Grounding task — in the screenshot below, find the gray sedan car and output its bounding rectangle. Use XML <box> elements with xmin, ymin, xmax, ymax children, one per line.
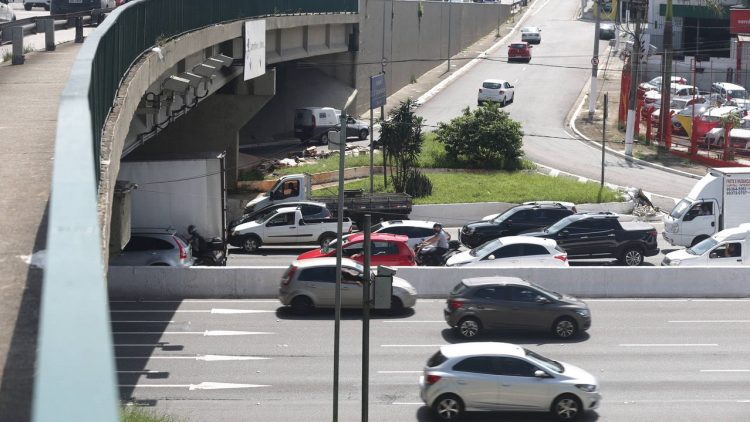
<box><xmin>444</xmin><ymin>277</ymin><xmax>591</xmax><ymax>339</ymax></box>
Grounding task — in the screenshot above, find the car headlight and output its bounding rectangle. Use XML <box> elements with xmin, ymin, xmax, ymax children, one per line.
<box><xmin>463</xmin><ymin>227</ymin><xmax>475</xmax><ymax>235</ymax></box>
<box><xmin>669</xmin><ymin>259</ymin><xmax>681</xmax><ymax>266</ymax></box>
<box><xmin>670</xmin><ymin>223</ymin><xmax>679</xmax><ymax>233</ymax></box>
<box><xmin>576</xmin><ymin>384</ymin><xmax>597</xmax><ymax>392</ymax></box>
<box><xmin>574</xmin><ymin>309</ymin><xmax>590</xmax><ymax>317</ymax></box>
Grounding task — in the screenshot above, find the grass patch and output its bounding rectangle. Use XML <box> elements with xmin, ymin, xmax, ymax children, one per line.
<box><xmin>122</xmin><ymin>406</ymin><xmax>180</xmax><ymax>422</ymax></box>
<box><xmin>314</xmin><ymin>171</ymin><xmax>622</xmax><ymax>205</ymax></box>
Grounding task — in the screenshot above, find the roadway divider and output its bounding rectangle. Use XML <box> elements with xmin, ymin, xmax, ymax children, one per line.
<box><xmin>108</xmin><ymin>266</ymin><xmax>750</xmax><ymax>299</ymax></box>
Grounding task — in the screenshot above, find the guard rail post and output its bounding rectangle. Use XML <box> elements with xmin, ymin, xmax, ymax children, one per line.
<box><xmin>11</xmin><ymin>26</ymin><xmax>23</xmax><ymax>65</ymax></box>
<box><xmin>42</xmin><ymin>18</ymin><xmax>55</xmax><ymax>51</ymax></box>
<box><xmin>74</xmin><ymin>16</ymin><xmax>83</xmax><ymax>43</ymax></box>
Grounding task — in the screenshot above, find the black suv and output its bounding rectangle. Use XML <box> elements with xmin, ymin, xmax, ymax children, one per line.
<box><xmin>460</xmin><ymin>202</ymin><xmax>576</xmax><ymax>248</ymax></box>
<box><xmin>521</xmin><ymin>212</ymin><xmax>659</xmax><ymax>266</ymax></box>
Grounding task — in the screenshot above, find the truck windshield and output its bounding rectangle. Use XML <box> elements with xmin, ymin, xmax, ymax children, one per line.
<box><xmin>686</xmin><ymin>237</ymin><xmax>718</xmax><ymax>255</ymax></box>
<box><xmin>670</xmin><ymin>199</ymin><xmax>692</xmax><ymax>219</ymax></box>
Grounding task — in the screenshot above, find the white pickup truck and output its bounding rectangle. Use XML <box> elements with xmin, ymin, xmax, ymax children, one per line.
<box><xmin>228</xmin><ymin>206</ymin><xmax>352</xmax><ymax>252</ymax></box>
<box><xmin>662</xmin><ymin>223</ymin><xmax>750</xmax><ymax>266</ymax></box>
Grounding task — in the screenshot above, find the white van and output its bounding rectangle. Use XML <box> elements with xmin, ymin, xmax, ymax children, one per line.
<box><xmin>0</xmin><ymin>0</ymin><xmax>16</xmax><ymax>23</ymax></box>
<box><xmin>294</xmin><ymin>107</ymin><xmax>340</xmax><ymax>145</ymax></box>
<box><xmin>712</xmin><ymin>82</ymin><xmax>748</xmax><ymax>101</ymax></box>
<box><xmin>662</xmin><ymin>223</ymin><xmax>750</xmax><ymax>266</ymax></box>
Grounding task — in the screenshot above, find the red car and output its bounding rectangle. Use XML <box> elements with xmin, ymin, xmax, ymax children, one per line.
<box><xmin>296</xmin><ymin>233</ymin><xmax>416</xmax><ymax>266</ymax></box>
<box><xmin>508</xmin><ymin>42</ymin><xmax>532</xmax><ymax>63</ymax></box>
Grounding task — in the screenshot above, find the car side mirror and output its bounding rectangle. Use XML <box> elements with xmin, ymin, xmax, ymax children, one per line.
<box><xmin>709</xmin><ymin>252</ymin><xmax>719</xmax><ymax>259</ymax></box>
<box><xmin>535</xmin><ymin>296</ymin><xmax>551</xmax><ymax>304</ymax></box>
<box><xmin>559</xmin><ymin>230</ymin><xmax>568</xmax><ymax>237</ymax></box>
<box><xmin>487</xmin><ymin>254</ymin><xmax>496</xmax><ymax>261</ymax></box>
<box><xmin>534</xmin><ymin>370</ymin><xmax>551</xmax><ymax>378</ymax></box>
<box><xmin>506</xmin><ymin>220</ymin><xmax>513</xmax><ymax>226</ymax></box>
<box><xmin>298</xmin><ymin>219</ymin><xmax>305</xmax><ymax>226</ymax></box>
<box><xmin>271</xmin><ymin>190</ymin><xmax>282</xmax><ymax>200</ymax></box>
<box><xmin>529</xmin><ymin>45</ymin><xmax>533</xmax><ymax>48</ymax></box>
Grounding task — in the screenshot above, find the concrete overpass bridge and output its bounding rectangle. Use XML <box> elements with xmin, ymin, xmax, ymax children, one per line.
<box><xmin>0</xmin><ymin>1</ymin><xmax>511</xmax><ymax>421</ymax></box>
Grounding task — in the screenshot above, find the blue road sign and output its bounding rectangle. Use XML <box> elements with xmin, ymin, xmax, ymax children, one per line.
<box><xmin>370</xmin><ymin>74</ymin><xmax>386</xmax><ymax>109</ymax></box>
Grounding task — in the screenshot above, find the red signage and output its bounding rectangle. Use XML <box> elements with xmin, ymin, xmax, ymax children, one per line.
<box><xmin>731</xmin><ymin>9</ymin><xmax>750</xmax><ymax>34</ymax></box>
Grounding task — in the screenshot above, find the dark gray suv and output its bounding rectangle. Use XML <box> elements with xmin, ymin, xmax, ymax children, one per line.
<box><xmin>444</xmin><ymin>277</ymin><xmax>591</xmax><ymax>340</ymax></box>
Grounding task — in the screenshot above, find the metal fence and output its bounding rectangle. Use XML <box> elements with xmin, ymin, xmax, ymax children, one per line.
<box><xmin>35</xmin><ymin>1</ymin><xmax>357</xmax><ymax>421</ymax></box>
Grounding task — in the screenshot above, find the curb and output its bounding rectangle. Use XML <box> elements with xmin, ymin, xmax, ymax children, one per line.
<box><xmin>567</xmin><ymin>49</ymin><xmax>702</xmax><ymax>181</ymax></box>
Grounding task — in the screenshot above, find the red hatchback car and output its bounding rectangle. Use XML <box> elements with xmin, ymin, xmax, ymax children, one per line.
<box><xmin>508</xmin><ymin>42</ymin><xmax>532</xmax><ymax>63</ymax></box>
<box><xmin>296</xmin><ymin>233</ymin><xmax>416</xmax><ymax>266</ymax></box>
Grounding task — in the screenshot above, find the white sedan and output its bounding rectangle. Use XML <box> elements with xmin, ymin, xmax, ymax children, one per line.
<box><xmin>520</xmin><ymin>26</ymin><xmax>541</xmax><ymax>44</ymax></box>
<box><xmin>446</xmin><ymin>236</ymin><xmax>568</xmax><ymax>267</ymax></box>
<box><xmin>477</xmin><ymin>79</ymin><xmax>515</xmax><ymax>107</ymax></box>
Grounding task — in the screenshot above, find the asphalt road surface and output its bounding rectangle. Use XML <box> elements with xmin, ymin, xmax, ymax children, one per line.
<box><xmin>112</xmin><ymin>298</ymin><xmax>750</xmax><ymax>422</ymax></box>
<box><xmin>226</xmin><ymin>222</ymin><xmax>677</xmax><ymax>267</ymax></box>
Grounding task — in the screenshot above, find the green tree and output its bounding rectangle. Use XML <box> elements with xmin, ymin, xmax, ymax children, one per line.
<box><xmin>379</xmin><ymin>99</ymin><xmax>431</xmax><ymax>196</ymax></box>
<box><xmin>434</xmin><ymin>104</ymin><xmax>524</xmax><ymax>168</ymax></box>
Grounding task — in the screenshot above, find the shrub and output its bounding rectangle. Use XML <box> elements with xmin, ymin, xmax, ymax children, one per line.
<box><xmin>404</xmin><ymin>169</ymin><xmax>432</xmax><ymax>198</ymax></box>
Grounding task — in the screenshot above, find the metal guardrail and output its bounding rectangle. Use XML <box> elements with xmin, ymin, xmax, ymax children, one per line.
<box><xmin>0</xmin><ymin>8</ymin><xmax>110</xmax><ymax>43</ymax></box>
<box><xmin>34</xmin><ymin>0</ymin><xmax>358</xmax><ymax>421</ymax></box>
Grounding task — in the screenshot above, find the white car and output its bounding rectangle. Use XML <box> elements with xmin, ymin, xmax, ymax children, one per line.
<box><xmin>662</xmin><ymin>223</ymin><xmax>749</xmax><ymax>266</ymax></box>
<box><xmin>639</xmin><ymin>76</ymin><xmax>687</xmax><ymax>92</ymax></box>
<box><xmin>0</xmin><ymin>0</ymin><xmax>16</xmax><ymax>23</ymax></box>
<box><xmin>520</xmin><ymin>26</ymin><xmax>541</xmax><ymax>44</ymax></box>
<box><xmin>477</xmin><ymin>79</ymin><xmax>515</xmax><ymax>107</ymax></box>
<box><xmin>419</xmin><ymin>342</ymin><xmax>600</xmax><ymax>421</ymax></box>
<box><xmin>367</xmin><ymin>220</ymin><xmax>440</xmax><ymax>249</ymax></box>
<box><xmin>446</xmin><ymin>236</ymin><xmax>568</xmax><ymax>267</ymax></box>
<box><xmin>704</xmin><ymin>115</ymin><xmax>750</xmax><ymax>150</ymax></box>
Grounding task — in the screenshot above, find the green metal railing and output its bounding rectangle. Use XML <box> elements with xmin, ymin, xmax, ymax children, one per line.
<box><xmin>35</xmin><ymin>1</ymin><xmax>357</xmax><ymax>421</ymax></box>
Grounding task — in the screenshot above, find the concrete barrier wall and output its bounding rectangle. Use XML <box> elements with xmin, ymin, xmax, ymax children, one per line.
<box><xmin>108</xmin><ymin>266</ymin><xmax>750</xmax><ymax>300</ymax></box>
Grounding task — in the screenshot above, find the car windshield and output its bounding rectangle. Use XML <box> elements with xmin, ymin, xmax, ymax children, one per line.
<box><xmin>686</xmin><ymin>237</ymin><xmax>718</xmax><ymax>255</ymax></box>
<box><xmin>492</xmin><ymin>209</ymin><xmax>514</xmax><ymax>224</ymax></box>
<box><xmin>524</xmin><ymin>348</ymin><xmax>564</xmax><ymax>373</ymax></box>
<box><xmin>370</xmin><ymin>223</ymin><xmax>383</xmax><ymax>233</ymax></box>
<box><xmin>451</xmin><ymin>282</ymin><xmax>469</xmax><ymax>295</ymax></box>
<box><xmin>521</xmin><ymin>27</ymin><xmax>536</xmax><ymax>32</ymax></box>
<box><xmin>547</xmin><ymin>216</ymin><xmax>577</xmax><ymax>233</ymax></box>
<box><xmin>470</xmin><ymin>239</ymin><xmax>503</xmax><ymax>257</ymax></box>
<box><xmin>669</xmin><ymin>199</ymin><xmax>692</xmax><ymax>219</ymax></box>
<box><xmin>741</xmin><ymin>119</ymin><xmax>750</xmax><ymax>129</ymax></box>
<box><xmin>729</xmin><ymin>89</ymin><xmax>748</xmax><ymax>99</ymax></box>
<box><xmin>530</xmin><ymin>282</ymin><xmax>562</xmax><ymax>300</ymax></box>
<box><xmin>482</xmin><ymin>82</ymin><xmax>502</xmax><ymax>89</ymax></box>
<box><xmin>671</xmin><ymin>99</ymin><xmax>689</xmax><ymax>109</ymax></box>
<box><xmin>255</xmin><ymin>208</ymin><xmax>279</xmax><ymax>223</ymax></box>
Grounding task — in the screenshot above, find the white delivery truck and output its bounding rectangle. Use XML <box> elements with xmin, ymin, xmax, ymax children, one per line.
<box><xmin>663</xmin><ymin>167</ymin><xmax>750</xmax><ymax>247</ymax></box>
<box><xmin>662</xmin><ymin>223</ymin><xmax>750</xmax><ymax>266</ymax></box>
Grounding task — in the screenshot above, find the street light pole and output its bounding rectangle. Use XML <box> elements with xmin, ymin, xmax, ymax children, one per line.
<box><xmin>588</xmin><ymin>0</ymin><xmax>602</xmax><ymax>121</ymax></box>
<box><xmin>447</xmin><ymin>1</ymin><xmax>452</xmax><ymax>73</ymax></box>
<box><xmin>624</xmin><ymin>5</ymin><xmax>642</xmax><ymax>156</ymax></box>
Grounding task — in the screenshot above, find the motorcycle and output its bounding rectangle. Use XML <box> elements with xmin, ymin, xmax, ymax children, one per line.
<box><xmin>414</xmin><ymin>240</ymin><xmax>461</xmax><ymax>266</ymax></box>
<box><xmin>188</xmin><ymin>225</ymin><xmax>227</xmax><ymax>266</ymax></box>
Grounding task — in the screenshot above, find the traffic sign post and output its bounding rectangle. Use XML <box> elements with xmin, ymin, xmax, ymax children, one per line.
<box><xmin>369</xmin><ymin>74</ymin><xmax>386</xmax><ymax>193</ymax></box>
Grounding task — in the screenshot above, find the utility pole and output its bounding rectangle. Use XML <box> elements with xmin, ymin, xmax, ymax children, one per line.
<box><xmin>624</xmin><ymin>3</ymin><xmax>642</xmax><ymax>156</ymax></box>
<box><xmin>601</xmin><ymin>93</ymin><xmax>608</xmax><ymax>187</ymax></box>
<box><xmin>447</xmin><ymin>1</ymin><xmax>453</xmax><ymax>73</ymax></box>
<box><xmin>361</xmin><ymin>215</ymin><xmax>372</xmax><ymax>422</ymax></box>
<box><xmin>658</xmin><ymin>0</ymin><xmax>674</xmax><ymax>150</ymax></box>
<box><xmin>589</xmin><ymin>0</ymin><xmax>602</xmax><ymax>121</ymax></box>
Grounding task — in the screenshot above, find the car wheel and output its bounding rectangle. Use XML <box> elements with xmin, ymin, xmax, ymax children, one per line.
<box><xmin>318</xmin><ymin>232</ymin><xmax>336</xmax><ymax>248</ymax></box>
<box><xmin>690</xmin><ymin>235</ymin><xmax>709</xmax><ymax>247</ymax></box>
<box><xmin>552</xmin><ymin>317</ymin><xmax>578</xmax><ymax>339</ymax></box>
<box><xmin>25</xmin><ymin>3</ymin><xmax>33</xmax><ymax>10</ymax></box>
<box><xmin>241</xmin><ymin>235</ymin><xmax>261</xmax><ymax>253</ymax></box>
<box><xmin>433</xmin><ymin>394</ymin><xmax>464</xmax><ymax>420</ymax></box>
<box><xmin>320</xmin><ymin>132</ymin><xmax>329</xmax><ymax>145</ymax></box>
<box><xmin>290</xmin><ymin>296</ymin><xmax>314</xmax><ymax>315</ymax></box>
<box><xmin>358</xmin><ymin>129</ymin><xmax>369</xmax><ymax>140</ymax></box>
<box><xmin>619</xmin><ymin>246</ymin><xmax>644</xmax><ymax>266</ymax></box>
<box><xmin>387</xmin><ymin>296</ymin><xmax>404</xmax><ymax>315</ymax></box>
<box><xmin>456</xmin><ymin>317</ymin><xmax>481</xmax><ymax>339</ymax></box>
<box><xmin>551</xmin><ymin>394</ymin><xmax>582</xmax><ymax>421</ymax></box>
<box><xmin>501</xmin><ymin>98</ymin><xmax>506</xmax><ymax>107</ymax></box>
<box><xmin>510</xmin><ymin>93</ymin><xmax>514</xmax><ymax>103</ymax></box>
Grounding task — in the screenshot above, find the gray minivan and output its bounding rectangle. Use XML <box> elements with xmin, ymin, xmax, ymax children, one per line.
<box><xmin>294</xmin><ymin>107</ymin><xmax>340</xmax><ymax>144</ymax></box>
<box><xmin>444</xmin><ymin>277</ymin><xmax>591</xmax><ymax>339</ymax></box>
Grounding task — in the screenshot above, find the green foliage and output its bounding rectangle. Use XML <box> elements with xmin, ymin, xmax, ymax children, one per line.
<box><xmin>418</xmin><ymin>1</ymin><xmax>424</xmax><ymax>19</ymax></box>
<box><xmin>122</xmin><ymin>406</ymin><xmax>179</xmax><ymax>422</ymax></box>
<box><xmin>403</xmin><ymin>169</ymin><xmax>432</xmax><ymax>198</ymax></box>
<box><xmin>379</xmin><ymin>98</ymin><xmax>425</xmax><ymax>193</ymax></box>
<box><xmin>435</xmin><ymin>104</ymin><xmax>524</xmax><ymax>168</ymax></box>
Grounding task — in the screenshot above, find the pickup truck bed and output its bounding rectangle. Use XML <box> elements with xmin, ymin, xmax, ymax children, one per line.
<box><xmin>316</xmin><ymin>190</ymin><xmax>412</xmax><ymax>226</ymax></box>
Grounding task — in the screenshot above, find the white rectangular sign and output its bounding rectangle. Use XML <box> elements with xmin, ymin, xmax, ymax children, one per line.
<box><xmin>244</xmin><ymin>20</ymin><xmax>266</xmax><ymax>81</ymax></box>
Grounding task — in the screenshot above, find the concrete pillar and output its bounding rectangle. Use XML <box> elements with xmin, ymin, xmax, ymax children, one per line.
<box><xmin>11</xmin><ymin>26</ymin><xmax>24</xmax><ymax>65</ymax></box>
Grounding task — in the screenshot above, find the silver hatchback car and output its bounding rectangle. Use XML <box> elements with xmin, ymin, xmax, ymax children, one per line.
<box><xmin>278</xmin><ymin>258</ymin><xmax>417</xmax><ymax>314</ymax></box>
<box><xmin>109</xmin><ymin>229</ymin><xmax>193</xmax><ymax>267</ymax></box>
<box><xmin>419</xmin><ymin>342</ymin><xmax>600</xmax><ymax>421</ymax></box>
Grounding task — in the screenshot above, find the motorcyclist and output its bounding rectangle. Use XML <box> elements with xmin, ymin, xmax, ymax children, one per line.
<box><xmin>187</xmin><ymin>225</ymin><xmax>208</xmax><ymax>255</ymax></box>
<box><xmin>419</xmin><ymin>223</ymin><xmax>451</xmax><ymax>265</ymax></box>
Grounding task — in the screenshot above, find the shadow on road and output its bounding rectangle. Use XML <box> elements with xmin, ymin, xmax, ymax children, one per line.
<box><xmin>439</xmin><ymin>329</ymin><xmax>591</xmax><ymax>346</ymax></box>
<box><xmin>275</xmin><ymin>306</ymin><xmax>415</xmax><ymax>320</ymax></box>
<box><xmin>414</xmin><ymin>405</ymin><xmax>600</xmax><ymax>421</ymax></box>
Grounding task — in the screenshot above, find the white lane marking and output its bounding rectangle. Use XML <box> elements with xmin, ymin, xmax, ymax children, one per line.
<box><xmin>111</xmin><ymin>309</ymin><xmax>274</xmax><ymax>314</ymax></box>
<box><xmin>587</xmin><ymin>299</ymin><xmax>750</xmax><ymax>302</ymax></box>
<box><xmin>113</xmin><ymin>331</ymin><xmax>274</xmax><ymax>336</ymax></box>
<box><xmin>619</xmin><ymin>344</ymin><xmax>718</xmax><ymax>347</ymax></box>
<box><xmin>532</xmin><ymin>0</ymin><xmax>551</xmax><ymax>16</ymax></box>
<box><xmin>115</xmin><ymin>344</ymin><xmax>173</xmax><ymax>347</ymax></box>
<box><xmin>112</xmin><ymin>320</ymin><xmax>176</xmax><ymax>323</ymax></box>
<box><xmin>118</xmin><ymin>370</ymin><xmax>168</xmax><ymax>374</ymax></box>
<box><xmin>377</xmin><ymin>371</ymin><xmax>423</xmax><ymax>374</ymax></box>
<box><xmin>670</xmin><ymin>320</ymin><xmax>750</xmax><ymax>323</ymax></box>
<box><xmin>382</xmin><ymin>320</ymin><xmax>444</xmax><ymax>323</ymax></box>
<box><xmin>700</xmin><ymin>370</ymin><xmax>750</xmax><ymax>373</ymax></box>
<box><xmin>116</xmin><ymin>355</ymin><xmax>270</xmax><ymax>361</ymax></box>
<box><xmin>119</xmin><ymin>382</ymin><xmax>270</xmax><ymax>391</ymax></box>
<box><xmin>381</xmin><ymin>344</ymin><xmax>445</xmax><ymax>348</ymax></box>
